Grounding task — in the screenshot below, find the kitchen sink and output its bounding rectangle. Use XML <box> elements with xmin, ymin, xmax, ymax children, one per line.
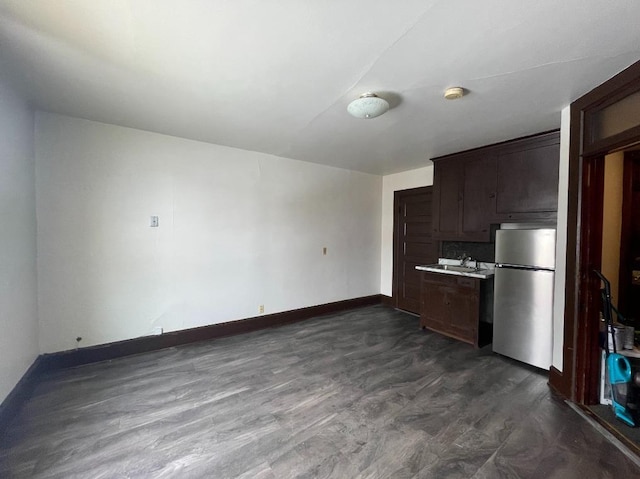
<box><xmin>425</xmin><ymin>264</ymin><xmax>478</xmax><ymax>273</ymax></box>
<box><xmin>416</xmin><ymin>261</ymin><xmax>495</xmax><ymax>279</ymax></box>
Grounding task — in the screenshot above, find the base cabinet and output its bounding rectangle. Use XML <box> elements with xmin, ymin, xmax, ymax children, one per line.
<box><xmin>420</xmin><ymin>272</ymin><xmax>493</xmax><ymax>347</ymax></box>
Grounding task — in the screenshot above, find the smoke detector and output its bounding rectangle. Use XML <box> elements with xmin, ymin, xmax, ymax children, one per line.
<box><xmin>444</xmin><ymin>87</ymin><xmax>465</xmax><ymax>100</ymax></box>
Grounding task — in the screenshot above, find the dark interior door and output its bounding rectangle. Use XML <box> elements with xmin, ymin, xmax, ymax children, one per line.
<box><xmin>618</xmin><ymin>150</ymin><xmax>640</xmax><ymax>319</ymax></box>
<box><xmin>393</xmin><ymin>187</ymin><xmax>438</xmax><ymax>314</ymax></box>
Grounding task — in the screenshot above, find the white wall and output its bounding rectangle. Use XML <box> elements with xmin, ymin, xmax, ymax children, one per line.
<box><xmin>36</xmin><ymin>113</ymin><xmax>382</xmax><ymax>353</ymax></box>
<box><xmin>379</xmin><ymin>165</ymin><xmax>434</xmax><ymax>296</ymax></box>
<box><xmin>552</xmin><ymin>106</ymin><xmax>571</xmax><ymax>371</ymax></box>
<box><xmin>0</xmin><ymin>79</ymin><xmax>38</xmax><ymax>403</ymax></box>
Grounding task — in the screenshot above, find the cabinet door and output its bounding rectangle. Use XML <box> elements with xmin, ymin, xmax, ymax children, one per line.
<box><xmin>432</xmin><ymin>160</ymin><xmax>463</xmax><ymax>239</ymax></box>
<box><xmin>461</xmin><ymin>155</ymin><xmax>496</xmax><ymax>241</ymax></box>
<box><xmin>421</xmin><ymin>273</ymin><xmax>453</xmax><ymax>330</ymax></box>
<box><xmin>421</xmin><ymin>281</ymin><xmax>453</xmax><ymax>333</ymax></box>
<box><xmin>448</xmin><ymin>278</ymin><xmax>480</xmax><ymax>343</ymax></box>
<box><xmin>420</xmin><ymin>273</ymin><xmax>480</xmax><ymax>346</ymax></box>
<box><xmin>496</xmin><ymin>142</ymin><xmax>560</xmax><ymax>218</ymax></box>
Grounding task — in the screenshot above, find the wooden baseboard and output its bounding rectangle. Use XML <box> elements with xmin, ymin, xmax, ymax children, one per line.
<box><xmin>35</xmin><ymin>294</ymin><xmax>382</xmax><ymax>372</ymax></box>
<box><xmin>380</xmin><ymin>295</ymin><xmax>394</xmax><ymax>307</ymax></box>
<box><xmin>0</xmin><ymin>357</ymin><xmax>43</xmax><ymax>436</ymax></box>
<box><xmin>0</xmin><ymin>294</ymin><xmax>383</xmax><ymax>433</ymax></box>
<box><xmin>549</xmin><ymin>365</ymin><xmax>571</xmax><ymax>399</ymax></box>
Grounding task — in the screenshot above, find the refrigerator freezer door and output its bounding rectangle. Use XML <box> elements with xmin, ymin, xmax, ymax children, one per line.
<box><xmin>495</xmin><ymin>229</ymin><xmax>556</xmax><ymax>269</ymax></box>
<box><xmin>493</xmin><ymin>267</ymin><xmax>554</xmax><ymax>369</ymax></box>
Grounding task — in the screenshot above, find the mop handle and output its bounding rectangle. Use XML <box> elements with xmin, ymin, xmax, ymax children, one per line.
<box><xmin>593</xmin><ymin>270</ymin><xmax>616</xmax><ymax>354</ymax></box>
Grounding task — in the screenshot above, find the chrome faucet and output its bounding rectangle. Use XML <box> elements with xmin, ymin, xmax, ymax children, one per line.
<box><xmin>458</xmin><ymin>254</ymin><xmax>473</xmax><ymax>267</ymax></box>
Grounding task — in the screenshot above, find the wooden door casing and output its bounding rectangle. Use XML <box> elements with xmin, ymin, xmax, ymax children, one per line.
<box><xmin>551</xmin><ymin>59</ymin><xmax>640</xmax><ymax>403</ymax></box>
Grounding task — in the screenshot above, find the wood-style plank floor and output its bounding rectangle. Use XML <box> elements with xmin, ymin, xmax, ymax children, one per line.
<box><xmin>1</xmin><ymin>305</ymin><xmax>638</xmax><ymax>478</ymax></box>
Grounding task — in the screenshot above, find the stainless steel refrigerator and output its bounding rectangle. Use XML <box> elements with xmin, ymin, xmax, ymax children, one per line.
<box><xmin>493</xmin><ymin>226</ymin><xmax>556</xmax><ymax>370</ymax></box>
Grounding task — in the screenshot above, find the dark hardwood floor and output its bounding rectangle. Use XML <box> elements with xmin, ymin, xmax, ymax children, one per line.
<box><xmin>1</xmin><ymin>305</ymin><xmax>637</xmax><ymax>478</ymax></box>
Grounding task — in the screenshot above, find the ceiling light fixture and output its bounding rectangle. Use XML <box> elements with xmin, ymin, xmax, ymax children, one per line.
<box><xmin>444</xmin><ymin>87</ymin><xmax>465</xmax><ymax>100</ymax></box>
<box><xmin>347</xmin><ymin>92</ymin><xmax>389</xmax><ymax>119</ymax></box>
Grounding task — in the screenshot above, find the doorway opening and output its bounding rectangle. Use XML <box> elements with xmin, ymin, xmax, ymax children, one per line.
<box><xmin>585</xmin><ymin>148</ymin><xmax>640</xmax><ymax>453</ymax></box>
<box><xmin>551</xmin><ymin>59</ymin><xmax>640</xmax><ymax>455</ymax></box>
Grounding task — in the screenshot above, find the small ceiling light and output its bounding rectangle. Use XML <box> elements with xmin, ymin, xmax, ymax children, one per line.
<box><xmin>444</xmin><ymin>87</ymin><xmax>465</xmax><ymax>100</ymax></box>
<box><xmin>347</xmin><ymin>92</ymin><xmax>389</xmax><ymax>119</ymax></box>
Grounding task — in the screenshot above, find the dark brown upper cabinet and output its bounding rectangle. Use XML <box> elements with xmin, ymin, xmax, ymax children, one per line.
<box><xmin>432</xmin><ymin>131</ymin><xmax>560</xmax><ymax>242</ymax></box>
<box><xmin>494</xmin><ymin>132</ymin><xmax>560</xmax><ymax>222</ymax></box>
<box><xmin>433</xmin><ymin>153</ymin><xmax>493</xmax><ymax>241</ymax></box>
<box><xmin>461</xmin><ymin>154</ymin><xmax>497</xmax><ymax>241</ymax></box>
<box><xmin>432</xmin><ymin>159</ymin><xmax>463</xmax><ymax>239</ymax></box>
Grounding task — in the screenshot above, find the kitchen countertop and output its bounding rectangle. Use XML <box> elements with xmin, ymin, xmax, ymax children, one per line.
<box><xmin>415</xmin><ymin>258</ymin><xmax>495</xmax><ymax>279</ymax></box>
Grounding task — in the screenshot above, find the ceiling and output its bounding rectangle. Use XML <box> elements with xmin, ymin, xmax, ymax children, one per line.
<box><xmin>1</xmin><ymin>1</ymin><xmax>639</xmax><ymax>175</ymax></box>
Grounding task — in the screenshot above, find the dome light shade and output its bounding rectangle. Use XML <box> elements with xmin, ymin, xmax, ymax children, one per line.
<box><xmin>347</xmin><ymin>92</ymin><xmax>389</xmax><ymax>119</ymax></box>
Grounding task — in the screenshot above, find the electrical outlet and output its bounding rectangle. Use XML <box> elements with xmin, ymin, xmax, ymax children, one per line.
<box><xmin>259</xmin><ymin>305</ymin><xmax>264</xmax><ymax>314</ymax></box>
<box><xmin>153</xmin><ymin>326</ymin><xmax>163</xmax><ymax>335</ymax></box>
<box><xmin>150</xmin><ymin>215</ymin><xmax>159</xmax><ymax>227</ymax></box>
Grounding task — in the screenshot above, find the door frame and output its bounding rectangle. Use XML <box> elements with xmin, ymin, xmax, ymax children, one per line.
<box><xmin>550</xmin><ymin>59</ymin><xmax>640</xmax><ymax>403</ymax></box>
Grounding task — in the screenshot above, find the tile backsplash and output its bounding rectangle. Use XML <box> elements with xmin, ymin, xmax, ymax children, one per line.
<box><xmin>441</xmin><ymin>241</ymin><xmax>495</xmax><ymax>263</ymax></box>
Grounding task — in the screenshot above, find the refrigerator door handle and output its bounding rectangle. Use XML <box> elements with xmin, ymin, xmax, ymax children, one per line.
<box><xmin>496</xmin><ymin>263</ymin><xmax>554</xmax><ymax>272</ymax></box>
